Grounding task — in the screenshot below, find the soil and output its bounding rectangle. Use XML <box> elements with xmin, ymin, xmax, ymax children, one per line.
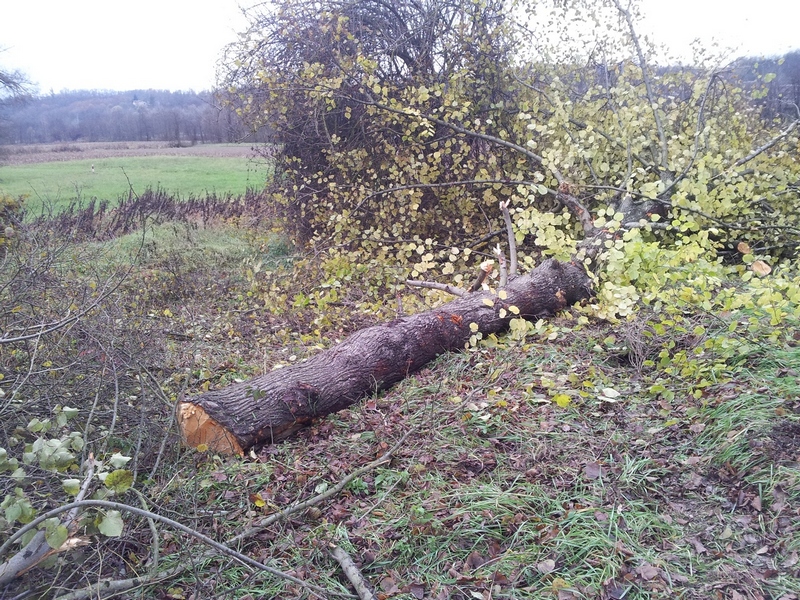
<box><xmin>1</xmin><ymin>141</ymin><xmax>262</xmax><ymax>165</ymax></box>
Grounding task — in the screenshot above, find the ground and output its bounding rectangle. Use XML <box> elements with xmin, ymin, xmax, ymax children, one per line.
<box><xmin>1</xmin><ymin>150</ymin><xmax>798</xmax><ymax>599</ymax></box>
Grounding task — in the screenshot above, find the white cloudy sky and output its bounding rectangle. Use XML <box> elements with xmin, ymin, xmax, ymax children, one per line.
<box><xmin>1</xmin><ymin>0</ymin><xmax>798</xmax><ymax>94</ymax></box>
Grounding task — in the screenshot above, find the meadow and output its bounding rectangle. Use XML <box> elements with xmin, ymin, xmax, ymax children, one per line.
<box><xmin>0</xmin><ymin>141</ymin><xmax>268</xmax><ymax>215</ymax></box>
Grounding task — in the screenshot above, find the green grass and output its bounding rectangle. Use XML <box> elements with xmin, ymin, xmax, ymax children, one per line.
<box><xmin>0</xmin><ymin>155</ymin><xmax>267</xmax><ymax>214</ymax></box>
<box><xmin>166</xmin><ymin>308</ymin><xmax>799</xmax><ymax>599</ymax></box>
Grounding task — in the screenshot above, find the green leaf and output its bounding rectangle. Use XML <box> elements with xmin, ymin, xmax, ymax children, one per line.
<box><xmin>104</xmin><ymin>470</ymin><xmax>134</xmax><ymax>494</ymax></box>
<box><xmin>5</xmin><ymin>500</ymin><xmax>22</xmax><ymax>524</ymax></box>
<box><xmin>98</xmin><ymin>511</ymin><xmax>124</xmax><ymax>537</ymax></box>
<box><xmin>108</xmin><ymin>453</ymin><xmax>131</xmax><ymax>469</ymax></box>
<box><xmin>44</xmin><ymin>518</ymin><xmax>69</xmax><ymax>549</ymax></box>
<box><xmin>63</xmin><ymin>478</ymin><xmax>82</xmax><ymax>496</ymax></box>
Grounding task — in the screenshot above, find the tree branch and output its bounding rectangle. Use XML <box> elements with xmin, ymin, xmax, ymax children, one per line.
<box><xmin>611</xmin><ymin>0</ymin><xmax>670</xmax><ymax>181</ymax></box>
<box><xmin>406</xmin><ymin>280</ymin><xmax>466</xmax><ymax>297</ymax></box>
<box><xmin>468</xmin><ymin>259</ymin><xmax>493</xmax><ymax>292</ymax></box>
<box><xmin>661</xmin><ymin>72</ymin><xmax>721</xmax><ymax>198</ymax></box>
<box><xmin>732</xmin><ymin>118</ymin><xmax>799</xmax><ymax>168</ymax></box>
<box><xmin>0</xmin><ymin>500</ymin><xmax>343</xmax><ymax>598</ymax></box>
<box><xmin>0</xmin><ymin>459</ymin><xmax>95</xmax><ymax>587</ymax></box>
<box><xmin>331</xmin><ymin>546</ymin><xmax>377</xmax><ymax>600</ymax></box>
<box><xmin>45</xmin><ymin>433</ymin><xmax>412</xmax><ymax>600</ymax></box>
<box><xmin>494</xmin><ymin>245</ymin><xmax>508</xmax><ymax>287</ymax></box>
<box><xmin>500</xmin><ymin>200</ymin><xmax>518</xmax><ymax>277</ymax></box>
<box><xmin>353</xmin><ymin>179</ymin><xmax>548</xmax><ymax>214</ymax></box>
<box><xmin>355</xmin><ymin>95</ymin><xmax>566</xmax><ymax>184</ymax></box>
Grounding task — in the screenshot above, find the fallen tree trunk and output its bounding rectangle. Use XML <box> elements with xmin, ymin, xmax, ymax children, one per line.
<box><xmin>178</xmin><ymin>258</ymin><xmax>592</xmax><ymax>454</ymax></box>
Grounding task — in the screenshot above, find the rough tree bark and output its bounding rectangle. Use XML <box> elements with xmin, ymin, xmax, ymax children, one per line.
<box><xmin>178</xmin><ymin>258</ymin><xmax>592</xmax><ymax>455</ymax></box>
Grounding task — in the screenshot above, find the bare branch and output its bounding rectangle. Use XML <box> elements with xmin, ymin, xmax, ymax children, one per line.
<box><xmin>733</xmin><ymin>118</ymin><xmax>799</xmax><ymax>168</ymax></box>
<box><xmin>331</xmin><ymin>546</ymin><xmax>377</xmax><ymax>600</ymax></box>
<box><xmin>468</xmin><ymin>260</ymin><xmax>494</xmax><ymax>292</ymax></box>
<box><xmin>611</xmin><ymin>0</ymin><xmax>670</xmax><ymax>181</ymax></box>
<box><xmin>556</xmin><ymin>183</ymin><xmax>595</xmax><ymax>236</ymax></box>
<box><xmin>405</xmin><ymin>279</ymin><xmax>466</xmax><ymax>297</ymax></box>
<box><xmin>228</xmin><ymin>429</ymin><xmax>413</xmax><ymax>543</ymax></box>
<box><xmin>0</xmin><ymin>459</ymin><xmax>94</xmax><ymax>587</ymax></box>
<box><xmin>50</xmin><ymin>433</ymin><xmax>413</xmax><ymax>600</ymax></box>
<box><xmin>494</xmin><ymin>245</ymin><xmax>508</xmax><ymax>287</ymax></box>
<box><xmin>0</xmin><ymin>500</ymin><xmax>344</xmax><ymax>598</ymax></box>
<box><xmin>499</xmin><ymin>200</ymin><xmax>518</xmax><ymax>277</ymax></box>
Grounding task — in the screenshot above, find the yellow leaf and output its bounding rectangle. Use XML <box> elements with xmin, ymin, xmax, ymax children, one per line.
<box><xmin>498</xmin><ymin>290</ymin><xmax>508</xmax><ymax>300</ymax></box>
<box><xmin>553</xmin><ymin>394</ymin><xmax>571</xmax><ymax>408</ymax></box>
<box><xmin>482</xmin><ymin>298</ymin><xmax>494</xmax><ymax>307</ymax></box>
<box><xmin>508</xmin><ymin>305</ymin><xmax>520</xmax><ymax>314</ymax></box>
<box><xmin>551</xmin><ymin>577</ymin><xmax>571</xmax><ymax>591</ymax></box>
<box><xmin>469</xmin><ymin>322</ymin><xmax>479</xmax><ymax>332</ymax></box>
<box><xmin>163</xmin><ymin>308</ymin><xmax>173</xmax><ymax>317</ymax></box>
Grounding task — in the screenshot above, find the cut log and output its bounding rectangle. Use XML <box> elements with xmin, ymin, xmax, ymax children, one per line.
<box><xmin>177</xmin><ymin>258</ymin><xmax>592</xmax><ymax>454</ymax></box>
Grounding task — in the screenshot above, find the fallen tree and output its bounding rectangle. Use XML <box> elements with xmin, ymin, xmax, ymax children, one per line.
<box><xmin>178</xmin><ymin>250</ymin><xmax>592</xmax><ymax>455</ymax></box>
<box><xmin>177</xmin><ymin>180</ymin><xmax>660</xmax><ymax>455</ymax></box>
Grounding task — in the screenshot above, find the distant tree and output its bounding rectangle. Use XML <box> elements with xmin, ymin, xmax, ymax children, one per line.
<box><xmin>0</xmin><ymin>54</ymin><xmax>32</xmax><ymax>148</ymax></box>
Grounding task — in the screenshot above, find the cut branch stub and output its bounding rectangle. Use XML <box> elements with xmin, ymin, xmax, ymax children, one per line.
<box><xmin>178</xmin><ymin>259</ymin><xmax>592</xmax><ymax>454</ymax></box>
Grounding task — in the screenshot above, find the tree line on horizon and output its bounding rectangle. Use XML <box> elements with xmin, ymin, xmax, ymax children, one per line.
<box><xmin>1</xmin><ymin>51</ymin><xmax>798</xmax><ymax>151</ymax></box>
<box><xmin>0</xmin><ymin>88</ymin><xmax>271</xmax><ymax>147</ymax></box>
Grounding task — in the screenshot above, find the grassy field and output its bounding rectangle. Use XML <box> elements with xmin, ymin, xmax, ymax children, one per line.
<box><xmin>0</xmin><ymin>142</ymin><xmax>269</xmax><ymax>214</ymax></box>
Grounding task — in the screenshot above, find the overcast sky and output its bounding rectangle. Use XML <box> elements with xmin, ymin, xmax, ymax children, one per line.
<box><xmin>1</xmin><ymin>0</ymin><xmax>798</xmax><ymax>94</ymax></box>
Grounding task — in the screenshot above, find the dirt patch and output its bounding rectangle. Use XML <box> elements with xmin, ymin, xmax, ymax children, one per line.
<box><xmin>1</xmin><ymin>141</ymin><xmax>263</xmax><ymax>165</ymax></box>
<box><xmin>764</xmin><ymin>420</ymin><xmax>800</xmax><ymax>463</ymax></box>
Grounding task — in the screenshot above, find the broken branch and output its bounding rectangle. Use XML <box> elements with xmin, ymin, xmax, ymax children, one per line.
<box><xmin>500</xmin><ymin>200</ymin><xmax>518</xmax><ymax>277</ymax></box>
<box><xmin>405</xmin><ymin>279</ymin><xmax>466</xmax><ymax>297</ymax></box>
<box><xmin>331</xmin><ymin>546</ymin><xmax>377</xmax><ymax>600</ymax></box>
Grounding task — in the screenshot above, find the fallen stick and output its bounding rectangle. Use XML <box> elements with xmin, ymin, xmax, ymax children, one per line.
<box><xmin>331</xmin><ymin>546</ymin><xmax>377</xmax><ymax>600</ymax></box>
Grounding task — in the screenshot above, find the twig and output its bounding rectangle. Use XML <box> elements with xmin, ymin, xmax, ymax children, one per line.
<box><xmin>229</xmin><ymin>428</ymin><xmax>414</xmax><ymax>543</ymax></box>
<box><xmin>331</xmin><ymin>546</ymin><xmax>377</xmax><ymax>600</ymax></box>
<box><xmin>50</xmin><ymin>430</ymin><xmax>413</xmax><ymax>600</ymax></box>
<box><xmin>0</xmin><ymin>500</ymin><xmax>340</xmax><ymax>599</ymax></box>
<box><xmin>468</xmin><ymin>260</ymin><xmax>494</xmax><ymax>292</ymax></box>
<box><xmin>131</xmin><ymin>488</ymin><xmax>160</xmax><ymax>571</ymax></box>
<box><xmin>0</xmin><ymin>459</ymin><xmax>95</xmax><ymax>587</ymax></box>
<box><xmin>499</xmin><ymin>200</ymin><xmax>517</xmax><ymax>277</ymax></box>
<box><xmin>494</xmin><ymin>245</ymin><xmax>508</xmax><ymax>288</ymax></box>
<box><xmin>611</xmin><ymin>0</ymin><xmax>670</xmax><ymax>181</ymax></box>
<box><xmin>733</xmin><ymin>118</ymin><xmax>799</xmax><ymax>167</ymax></box>
<box><xmin>405</xmin><ymin>280</ymin><xmax>466</xmax><ymax>297</ymax></box>
<box><xmin>556</xmin><ymin>183</ymin><xmax>595</xmax><ymax>236</ymax></box>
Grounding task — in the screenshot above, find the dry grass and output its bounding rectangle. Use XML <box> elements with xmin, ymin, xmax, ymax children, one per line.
<box><xmin>2</xmin><ymin>141</ymin><xmax>258</xmax><ymax>165</ymax></box>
